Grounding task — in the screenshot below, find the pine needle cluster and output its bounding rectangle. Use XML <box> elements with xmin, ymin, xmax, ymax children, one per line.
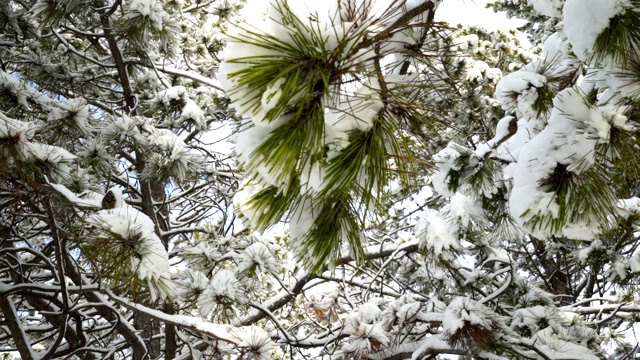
<box><xmin>524</xmin><ymin>161</ymin><xmax>619</xmax><ymax>237</ymax></box>
<box><xmin>227</xmin><ymin>1</ymin><xmax>435</xmax><ymax>272</ymax></box>
<box><xmin>592</xmin><ymin>0</ymin><xmax>640</xmax><ymax>65</ymax></box>
<box><xmin>80</xmin><ymin>226</ymin><xmax>147</xmax><ymax>297</ymax></box>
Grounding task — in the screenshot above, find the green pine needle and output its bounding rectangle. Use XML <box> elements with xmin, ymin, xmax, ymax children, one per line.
<box><xmin>226</xmin><ymin>0</ymin><xmax>449</xmax><ymax>272</ymax></box>
<box><xmin>300</xmin><ymin>195</ymin><xmax>365</xmax><ymax>273</ymax></box>
<box><xmin>532</xmin><ymin>83</ymin><xmax>555</xmax><ymax>118</ymax></box>
<box><xmin>592</xmin><ymin>2</ymin><xmax>640</xmax><ymax>66</ymax></box>
<box><xmin>251</xmin><ymin>101</ymin><xmax>325</xmax><ymax>185</ymax></box>
<box><xmin>245</xmin><ymin>181</ymin><xmax>300</xmax><ymax>231</ymax></box>
<box><xmin>79</xmin><ymin>231</ymin><xmax>147</xmax><ymax>298</ymax></box>
<box><xmin>525</xmin><ymin>161</ymin><xmax>619</xmax><ymax>236</ymax></box>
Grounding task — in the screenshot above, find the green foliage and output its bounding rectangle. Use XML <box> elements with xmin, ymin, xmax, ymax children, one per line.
<box><xmin>227</xmin><ymin>1</ymin><xmax>440</xmax><ymax>271</ymax></box>
<box><xmin>7</xmin><ymin>0</ymin><xmax>640</xmax><ymax>358</ymax></box>
<box><xmin>524</xmin><ymin>162</ymin><xmax>620</xmax><ymax>236</ymax></box>
<box><xmin>303</xmin><ymin>195</ymin><xmax>365</xmax><ymax>272</ymax></box>
<box><xmin>224</xmin><ymin>3</ymin><xmax>334</xmax><ymax>124</ymax></box>
<box><xmin>79</xmin><ymin>223</ymin><xmax>147</xmax><ymax>297</ymax></box>
<box><xmin>592</xmin><ymin>1</ymin><xmax>640</xmax><ymax>65</ymax></box>
<box><xmin>32</xmin><ymin>0</ymin><xmax>84</xmax><ymax>27</ymax></box>
<box><xmin>465</xmin><ymin>158</ymin><xmax>500</xmax><ymax>196</ymax></box>
<box><xmin>252</xmin><ymin>103</ymin><xmax>325</xmax><ymax>185</ymax></box>
<box><xmin>531</xmin><ymin>83</ymin><xmax>554</xmax><ymax>117</ymax></box>
<box><xmin>532</xmin><ymin>59</ymin><xmax>580</xmax><ymax>118</ymax></box>
<box><xmin>604</xmin><ymin>117</ymin><xmax>640</xmax><ymax>197</ymax></box>
<box><xmin>0</xmin><ymin>87</ymin><xmax>22</xmax><ymax>117</ymax></box>
<box><xmin>482</xmin><ymin>187</ymin><xmax>523</xmax><ymax>242</ymax></box>
<box><xmin>245</xmin><ymin>182</ymin><xmax>300</xmax><ymax>230</ymax></box>
<box><xmin>118</xmin><ymin>1</ymin><xmax>180</xmax><ymax>53</ymax></box>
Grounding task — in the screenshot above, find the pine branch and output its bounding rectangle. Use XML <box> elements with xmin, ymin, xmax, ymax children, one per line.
<box><xmin>61</xmin><ymin>251</ymin><xmax>149</xmax><ymax>360</ymax></box>
<box><xmin>0</xmin><ymin>296</ymin><xmax>35</xmax><ymax>360</ymax></box>
<box><xmin>346</xmin><ymin>1</ymin><xmax>436</xmax><ymax>59</ymax></box>
<box><xmin>100</xmin><ymin>12</ymin><xmax>136</xmax><ymax>113</ymax></box>
<box><xmin>236</xmin><ymin>241</ymin><xmax>420</xmax><ymax>326</ymax></box>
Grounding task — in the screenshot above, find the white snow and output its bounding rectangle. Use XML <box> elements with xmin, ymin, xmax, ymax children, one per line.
<box><xmin>431</xmin><ymin>144</ymin><xmax>463</xmax><ymax>197</ymax></box>
<box><xmin>0</xmin><ymin>113</ymin><xmax>38</xmax><ymax>144</ymax></box>
<box><xmin>154</xmin><ymin>86</ymin><xmax>207</xmax><ymax>129</ymax></box>
<box><xmin>88</xmin><ymin>202</ymin><xmax>173</xmax><ymax>301</ymax></box>
<box><xmin>416</xmin><ymin>208</ymin><xmax>461</xmax><ymax>260</ymax></box>
<box><xmin>494</xmin><ymin>70</ymin><xmax>547</xmax><ymax>112</ymax></box>
<box><xmin>48</xmin><ymin>183</ymin><xmax>102</xmax><ymax>208</ymax></box>
<box><xmin>235</xmin><ymin>242</ymin><xmax>278</xmax><ymax>275</ymax></box>
<box><xmin>339</xmin><ymin>313</ymin><xmax>390</xmax><ymax>358</ymax></box>
<box><xmin>127</xmin><ymin>0</ymin><xmax>171</xmax><ymax>31</ymax></box>
<box><xmin>289</xmin><ymin>197</ymin><xmax>323</xmax><ymax>262</ymax></box>
<box><xmin>198</xmin><ymin>270</ymin><xmax>246</xmax><ymax>316</ymax></box>
<box><xmin>48</xmin><ymin>98</ymin><xmax>92</xmax><ymax>134</ymax></box>
<box><xmin>233</xmin><ymin>179</ymin><xmax>267</xmax><ymax>230</ymax></box>
<box><xmin>508</xmin><ymin>87</ymin><xmax>620</xmax><ymax>239</ymax></box>
<box><xmin>529</xmin><ymin>0</ymin><xmax>563</xmax><ymax>18</ymax></box>
<box><xmin>442</xmin><ymin>297</ymin><xmax>495</xmax><ymax>334</ymax></box>
<box><xmin>562</xmin><ymin>0</ymin><xmax>629</xmax><ymax>62</ymax></box>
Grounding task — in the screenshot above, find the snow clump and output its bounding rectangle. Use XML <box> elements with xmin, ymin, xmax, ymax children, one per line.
<box><xmin>87</xmin><ymin>192</ymin><xmax>174</xmax><ymax>301</ymax></box>
<box><xmin>562</xmin><ymin>0</ymin><xmax>630</xmax><ymax>62</ymax></box>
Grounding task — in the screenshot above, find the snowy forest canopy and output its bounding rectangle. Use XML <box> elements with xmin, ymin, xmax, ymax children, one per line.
<box><xmin>2</xmin><ymin>0</ymin><xmax>640</xmax><ymax>359</ymax></box>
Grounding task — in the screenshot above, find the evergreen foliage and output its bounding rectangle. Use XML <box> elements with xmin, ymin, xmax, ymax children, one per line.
<box><xmin>3</xmin><ymin>0</ymin><xmax>640</xmax><ymax>359</ymax></box>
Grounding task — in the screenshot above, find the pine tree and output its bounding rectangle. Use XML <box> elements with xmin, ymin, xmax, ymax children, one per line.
<box><xmin>3</xmin><ymin>0</ymin><xmax>640</xmax><ymax>359</ymax></box>
<box><xmin>0</xmin><ymin>0</ymin><xmax>251</xmax><ymax>358</ymax></box>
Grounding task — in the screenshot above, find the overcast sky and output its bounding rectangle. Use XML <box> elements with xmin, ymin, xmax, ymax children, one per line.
<box><xmin>437</xmin><ymin>0</ymin><xmax>526</xmax><ymax>31</ymax></box>
<box><xmin>242</xmin><ymin>0</ymin><xmax>527</xmax><ymax>32</ymax></box>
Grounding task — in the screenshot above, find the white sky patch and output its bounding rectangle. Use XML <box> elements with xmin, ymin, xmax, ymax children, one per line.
<box><xmin>437</xmin><ymin>0</ymin><xmax>530</xmax><ymax>46</ymax></box>
<box><xmin>241</xmin><ymin>0</ymin><xmax>528</xmax><ymax>35</ymax></box>
<box><xmin>437</xmin><ymin>0</ymin><xmax>525</xmax><ymax>30</ymax></box>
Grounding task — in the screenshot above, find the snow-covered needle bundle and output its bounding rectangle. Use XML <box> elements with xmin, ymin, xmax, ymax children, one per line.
<box><xmin>86</xmin><ymin>191</ymin><xmax>174</xmax><ymax>302</ymax></box>
<box><xmin>222</xmin><ymin>0</ymin><xmax>438</xmax><ymax>272</ymax></box>
<box><xmin>429</xmin><ymin>0</ymin><xmax>640</xmax><ymax>242</ymax></box>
